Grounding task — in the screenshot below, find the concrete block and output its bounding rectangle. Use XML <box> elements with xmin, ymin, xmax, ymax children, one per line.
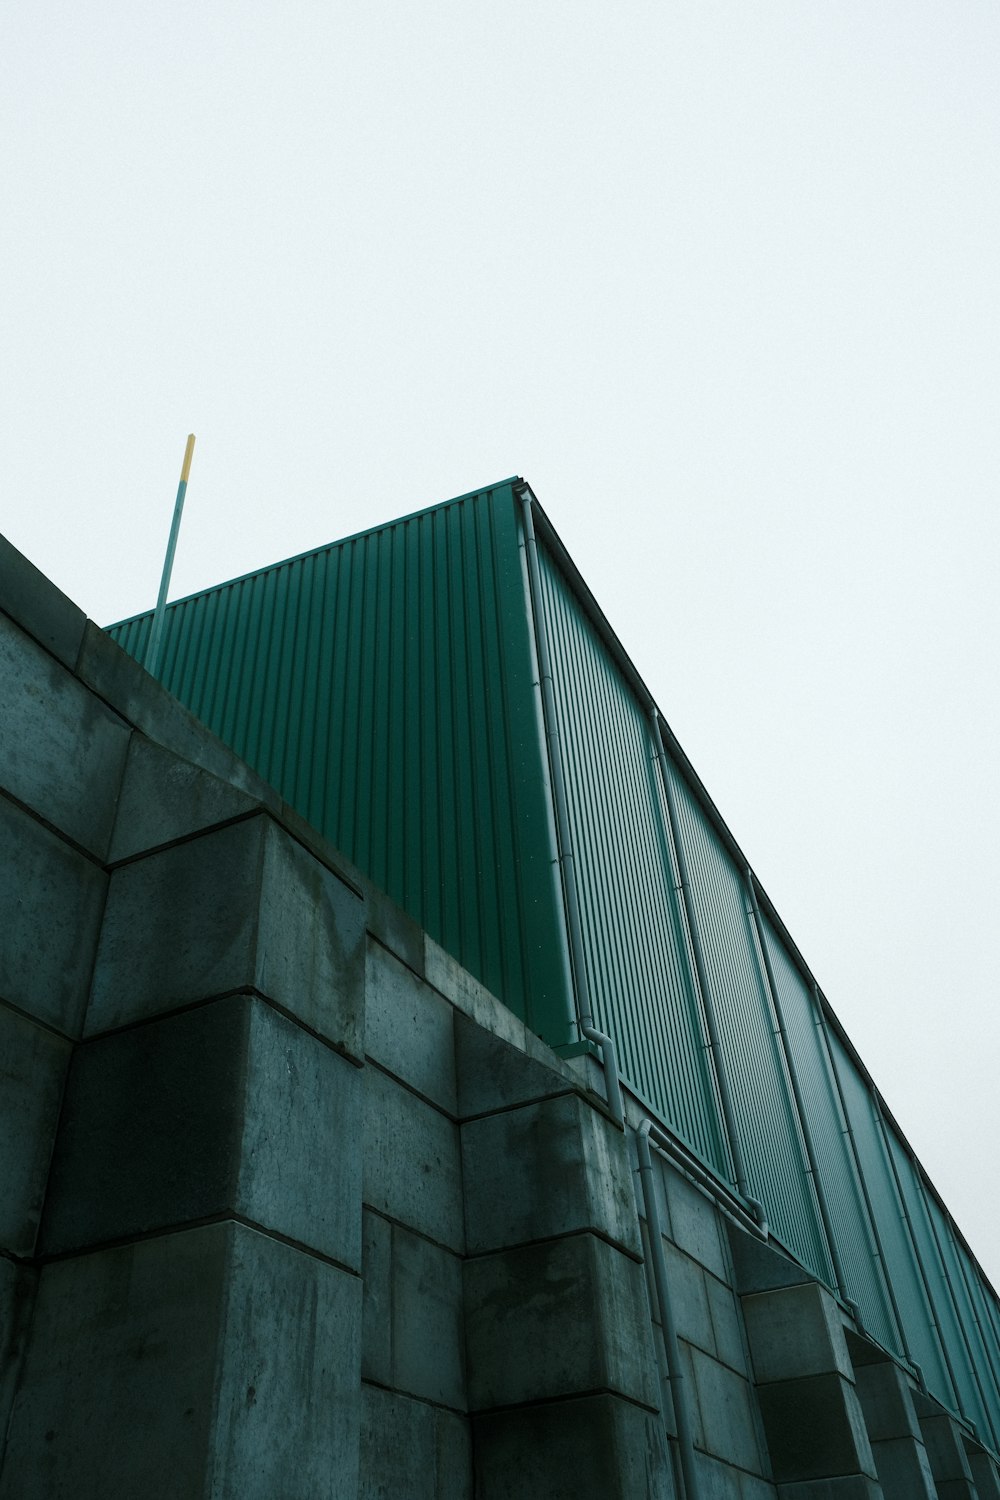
<box><xmin>0</xmin><ymin>614</ymin><xmax>130</xmax><ymax>858</ymax></box>
<box><xmin>727</xmin><ymin>1219</ymin><xmax>812</xmax><ymax>1295</ymax></box>
<box><xmin>434</xmin><ymin>1408</ymin><xmax>473</xmax><ymax>1500</ymax></box>
<box><xmin>455</xmin><ymin>1010</ymin><xmax>573</xmax><ymax>1118</ymax></box>
<box><xmin>0</xmin><ymin>797</ymin><xmax>107</xmax><ymax>1036</ymax></box>
<box><xmin>756</xmin><ymin>1372</ymin><xmax>877</xmax><ymax>1485</ymax></box>
<box><xmin>391</xmin><ymin>1224</ymin><xmax>465</xmax><ymax>1409</ymax></box>
<box><xmin>256</xmin><ymin>820</ymin><xmax>366</xmax><ymax>1058</ymax></box>
<box><xmin>742</xmin><ymin>1283</ymin><xmax>854</xmax><ymax>1384</ymax></box>
<box><xmin>0</xmin><ymin>1006</ymin><xmax>72</xmax><ymax>1257</ymax></box>
<box><xmin>465</xmin><ymin>1233</ymin><xmax>657</xmax><ymax>1411</ymax></box>
<box><xmin>689</xmin><ymin>1448</ymin><xmax>755</xmax><ymax>1498</ymax></box>
<box><xmin>209</xmin><ymin>1225</ymin><xmax>362</xmax><ymax>1499</ymax></box>
<box><xmin>918</xmin><ymin>1410</ymin><xmax>976</xmax><ymax>1491</ymax></box>
<box><xmin>366</xmin><ymin>939</ymin><xmax>456</xmax><ymax>1114</ymax></box>
<box><xmin>425</xmin><ymin>937</ymin><xmax>524</xmax><ymax>1050</ymax></box>
<box><xmin>851</xmin><ymin>1360</ymin><xmax>921</xmax><ymax>1442</ymax></box>
<box><xmin>656</xmin><ymin>1240</ymin><xmax>715</xmax><ymax>1355</ymax></box>
<box><xmin>707</xmin><ymin>1269</ymin><xmax>752</xmax><ymax>1375</ymax></box>
<box><xmin>0</xmin><ymin>535</ymin><xmax>87</xmax><ymax>669</ymax></box>
<box><xmin>685</xmin><ymin>1343</ymin><xmax>769</xmax><ymax>1473</ymax></box>
<box><xmin>664</xmin><ymin>1164</ymin><xmax>727</xmax><ymax>1280</ymax></box>
<box><xmin>0</xmin><ymin>1256</ymin><xmax>37</xmax><ymax>1453</ymax></box>
<box><xmin>462</xmin><ymin>1093</ymin><xmax>638</xmax><ymax>1257</ymax></box>
<box><xmin>777</xmin><ymin>1481</ymin><xmax>882</xmax><ymax>1499</ymax></box>
<box><xmin>359</xmin><ymin>1384</ymin><xmax>435</xmax><ymax>1500</ymax></box>
<box><xmin>88</xmin><ymin>815</ymin><xmax>265</xmax><ymax>1032</ymax></box>
<box><xmin>967</xmin><ymin>1447</ymin><xmax>1000</xmax><ymax>1499</ymax></box>
<box><xmin>867</xmin><ymin>1434</ymin><xmax>937</xmax><ymax>1499</ymax></box>
<box><xmin>472</xmin><ymin>1392</ymin><xmax>672</xmax><ymax>1499</ymax></box>
<box><xmin>108</xmin><ymin>734</ymin><xmax>261</xmax><ymax>862</ymax></box>
<box><xmin>1</xmin><ymin>1222</ymin><xmax>361</xmax><ymax>1500</ymax></box>
<box><xmin>366</xmin><ymin>883</ymin><xmax>426</xmax><ymax>978</ymax></box>
<box><xmin>363</xmin><ymin>1065</ymin><xmax>464</xmax><ymax>1253</ymax></box>
<box><xmin>361</xmin><ymin>1210</ymin><xmax>392</xmax><ymax>1384</ymax></box>
<box><xmin>76</xmin><ymin>621</ymin><xmax>279</xmax><ymax>804</ymax></box>
<box><xmin>88</xmin><ymin>817</ymin><xmax>365</xmax><ymax>1057</ymax></box>
<box><xmin>42</xmin><ymin>996</ymin><xmax>362</xmax><ymax>1269</ymax></box>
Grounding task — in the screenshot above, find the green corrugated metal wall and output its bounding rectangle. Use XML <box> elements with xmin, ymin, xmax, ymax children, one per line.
<box><xmin>109</xmin><ymin>481</ymin><xmax>574</xmax><ymax>1044</ymax></box>
<box><xmin>108</xmin><ymin>478</ymin><xmax>1000</xmax><ymax>1453</ymax></box>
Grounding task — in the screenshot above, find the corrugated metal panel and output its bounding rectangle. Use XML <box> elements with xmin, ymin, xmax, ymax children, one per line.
<box><xmin>668</xmin><ymin>765</ymin><xmax>826</xmax><ymax>1273</ymax></box>
<box><xmin>762</xmin><ymin>916</ymin><xmax>863</xmax><ymax>1295</ymax></box>
<box><xmin>109</xmin><ymin>484</ymin><xmax>574</xmax><ymax>1044</ymax></box>
<box><xmin>921</xmin><ymin>1188</ymin><xmax>998</xmax><ymax>1443</ymax></box>
<box><xmin>833</xmin><ymin>1036</ymin><xmax>945</xmax><ymax>1368</ymax></box>
<box><xmin>534</xmin><ymin>532</ymin><xmax>729</xmax><ymax>1172</ymax></box>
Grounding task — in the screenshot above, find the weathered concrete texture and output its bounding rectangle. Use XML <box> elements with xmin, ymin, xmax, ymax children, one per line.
<box><xmin>691</xmin><ymin>1449</ymin><xmax>778</xmax><ymax>1499</ymax></box>
<box><xmin>1</xmin><ymin>1222</ymin><xmax>361</xmax><ymax>1500</ymax></box>
<box><xmin>359</xmin><ymin>1385</ymin><xmax>472</xmax><ymax>1500</ymax></box>
<box><xmin>0</xmin><ymin>1258</ymin><xmax>36</xmax><ymax>1453</ymax></box>
<box><xmin>473</xmin><ymin>1392</ymin><xmax>673</xmax><ymax>1500</ymax></box>
<box><xmin>454</xmin><ymin>1008</ymin><xmax>573</xmax><ymax>1117</ymax></box>
<box><xmin>108</xmin><ymin>733</ymin><xmax>261</xmax><ymax>863</ymax></box>
<box><xmin>0</xmin><ymin>612</ymin><xmax>130</xmax><ymax>858</ymax></box>
<box><xmin>727</xmin><ymin>1221</ymin><xmax>813</xmax><ymax>1296</ymax></box>
<box><xmin>464</xmin><ymin>1232</ymin><xmax>658</xmax><ymax>1411</ymax></box>
<box><xmin>917</xmin><ymin>1408</ymin><xmax>978</xmax><ymax>1497</ymax></box>
<box><xmin>756</xmin><ymin>1373</ymin><xmax>876</xmax><ymax>1486</ymax></box>
<box><xmin>363</xmin><ymin>1064</ymin><xmax>464</xmax><ymax>1254</ymax></box>
<box><xmin>366</xmin><ymin>939</ymin><xmax>457</xmax><ymax>1115</ymax></box>
<box><xmin>0</xmin><ymin>1007</ymin><xmax>72</xmax><ymax>1258</ymax></box>
<box><xmin>88</xmin><ymin>814</ymin><xmax>365</xmax><ymax>1056</ymax></box>
<box><xmin>967</xmin><ymin>1443</ymin><xmax>1000</xmax><ymax>1498</ymax></box>
<box><xmin>0</xmin><ymin>536</ymin><xmax>86</xmax><ymax>670</ymax></box>
<box><xmin>462</xmin><ymin>1092</ymin><xmax>637</xmax><ymax>1257</ymax></box>
<box><xmin>775</xmin><ymin>1479</ymin><xmax>882</xmax><ymax>1499</ymax></box>
<box><xmin>0</xmin><ymin>796</ymin><xmax>107</xmax><ymax>1036</ymax></box>
<box><xmin>742</xmin><ymin>1283</ymin><xmax>854</xmax><ymax>1385</ymax></box>
<box><xmin>40</xmin><ymin>995</ymin><xmax>362</xmax><ymax>1269</ymax></box>
<box><xmin>663</xmin><ymin>1162</ymin><xmax>729</xmax><ymax>1281</ymax></box>
<box><xmin>683</xmin><ymin>1341</ymin><xmax>771</xmax><ymax>1475</ymax></box>
<box><xmin>74</xmin><ymin>619</ymin><xmax>278</xmax><ymax>804</ymax></box>
<box><xmin>851</xmin><ymin>1359</ymin><xmax>936</xmax><ymax>1499</ymax></box>
<box><xmin>391</xmin><ymin>1223</ymin><xmax>465</xmax><ymax>1409</ymax></box>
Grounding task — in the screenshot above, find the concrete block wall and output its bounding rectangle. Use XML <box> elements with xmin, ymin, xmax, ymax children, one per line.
<box><xmin>5</xmin><ymin>530</ymin><xmax>1000</xmax><ymax>1499</ymax></box>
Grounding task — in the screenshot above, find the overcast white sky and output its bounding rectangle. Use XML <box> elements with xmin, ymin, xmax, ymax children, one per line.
<box><xmin>4</xmin><ymin>2</ymin><xmax>999</xmax><ymax>1281</ymax></box>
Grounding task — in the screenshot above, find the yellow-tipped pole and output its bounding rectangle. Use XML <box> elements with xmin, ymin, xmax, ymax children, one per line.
<box><xmin>146</xmin><ymin>434</ymin><xmax>196</xmax><ymax>676</ymax></box>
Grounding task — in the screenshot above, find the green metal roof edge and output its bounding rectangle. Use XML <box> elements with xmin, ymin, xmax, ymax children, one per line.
<box><xmin>106</xmin><ymin>476</ymin><xmax>522</xmax><ymax>630</ymax></box>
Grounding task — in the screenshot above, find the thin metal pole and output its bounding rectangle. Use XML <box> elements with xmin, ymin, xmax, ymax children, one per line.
<box><xmin>744</xmin><ymin>869</ymin><xmax>848</xmax><ymax>1301</ymax></box>
<box><xmin>648</xmin><ymin>708</ymin><xmax>759</xmax><ymax>1215</ymax></box>
<box><xmin>146</xmin><ymin>433</ymin><xmax>195</xmax><ymax>676</ymax></box>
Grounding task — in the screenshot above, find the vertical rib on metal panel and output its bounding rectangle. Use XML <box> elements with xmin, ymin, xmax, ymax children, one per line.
<box><xmin>763</xmin><ymin>923</ymin><xmax>879</xmax><ymax>1313</ymax></box>
<box><xmin>533</xmin><ymin>538</ymin><xmax>727</xmax><ymax>1170</ymax></box>
<box><xmin>106</xmin><ymin>486</ymin><xmax>572</xmax><ymax>1043</ymax></box>
<box><xmin>667</xmin><ymin>766</ymin><xmax>823</xmax><ymax>1271</ymax></box>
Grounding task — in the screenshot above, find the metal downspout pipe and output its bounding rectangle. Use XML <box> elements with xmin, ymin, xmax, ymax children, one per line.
<box><xmin>744</xmin><ymin>869</ymin><xmax>852</xmax><ymax>1305</ymax></box>
<box><xmin>517</xmin><ymin>488</ymin><xmax>623</xmax><ymax>1125</ymax></box>
<box><xmin>648</xmin><ymin>708</ymin><xmax>764</xmax><ymax>1224</ymax></box>
<box><xmin>638</xmin><ymin>1121</ymin><xmax>701</xmax><ymax>1500</ymax></box>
